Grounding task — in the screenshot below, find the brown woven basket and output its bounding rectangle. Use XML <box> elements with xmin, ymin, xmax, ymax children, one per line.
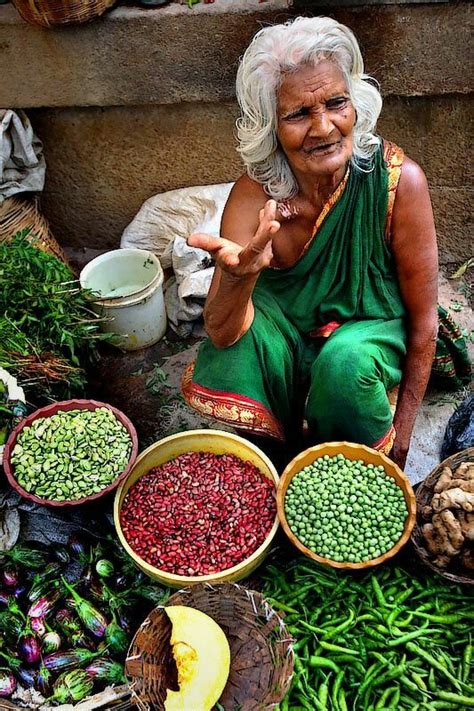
<box><xmin>125</xmin><ymin>583</ymin><xmax>294</xmax><ymax>711</ymax></box>
<box><xmin>412</xmin><ymin>447</ymin><xmax>474</xmax><ymax>585</ymax></box>
<box><xmin>0</xmin><ymin>196</ymin><xmax>69</xmax><ymax>265</ymax></box>
<box><xmin>12</xmin><ymin>0</ymin><xmax>115</xmax><ymax>27</ymax></box>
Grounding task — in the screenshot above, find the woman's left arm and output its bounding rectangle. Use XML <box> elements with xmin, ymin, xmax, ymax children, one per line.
<box><xmin>390</xmin><ymin>156</ymin><xmax>439</xmax><ymax>469</ymax></box>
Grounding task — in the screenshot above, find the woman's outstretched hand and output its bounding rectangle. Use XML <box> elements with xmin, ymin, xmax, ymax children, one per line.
<box><xmin>187</xmin><ymin>199</ymin><xmax>281</xmax><ymax>278</ymax></box>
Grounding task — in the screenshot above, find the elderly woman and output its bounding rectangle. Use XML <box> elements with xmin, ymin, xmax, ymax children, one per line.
<box><xmin>182</xmin><ymin>16</ymin><xmax>439</xmax><ymax>469</ymax></box>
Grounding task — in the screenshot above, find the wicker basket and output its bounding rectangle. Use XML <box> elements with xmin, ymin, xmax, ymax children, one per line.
<box><xmin>125</xmin><ymin>583</ymin><xmax>294</xmax><ymax>710</ymax></box>
<box><xmin>0</xmin><ymin>196</ymin><xmax>69</xmax><ymax>265</ymax></box>
<box><xmin>12</xmin><ymin>0</ymin><xmax>115</xmax><ymax>27</ymax></box>
<box><xmin>411</xmin><ymin>448</ymin><xmax>474</xmax><ymax>585</ymax></box>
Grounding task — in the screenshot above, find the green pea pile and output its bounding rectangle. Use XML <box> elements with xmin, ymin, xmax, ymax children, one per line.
<box><xmin>285</xmin><ymin>454</ymin><xmax>408</xmax><ymax>563</ymax></box>
<box><xmin>11</xmin><ymin>408</ymin><xmax>132</xmax><ymax>501</ymax></box>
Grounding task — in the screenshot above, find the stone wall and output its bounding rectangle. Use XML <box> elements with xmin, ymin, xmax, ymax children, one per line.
<box><xmin>1</xmin><ymin>0</ymin><xmax>472</xmax><ymax>262</ymax></box>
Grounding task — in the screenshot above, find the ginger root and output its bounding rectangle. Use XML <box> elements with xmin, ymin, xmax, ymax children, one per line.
<box><xmin>435</xmin><ymin>510</ymin><xmax>464</xmax><ymax>549</ymax></box>
<box><xmin>449</xmin><ymin>479</ymin><xmax>474</xmax><ymax>494</ymax></box>
<box><xmin>431</xmin><ymin>488</ymin><xmax>474</xmax><ymax>513</ymax></box>
<box><xmin>422</xmin><ymin>511</ymin><xmax>464</xmax><ymax>567</ymax></box>
<box><xmin>434</xmin><ymin>467</ymin><xmax>453</xmax><ymax>493</ymax></box>
<box><xmin>433</xmin><ymin>464</ymin><xmax>474</xmax><ymax>494</ymax></box>
<box><xmin>454</xmin><ymin>462</ymin><xmax>474</xmax><ymax>481</ymax></box>
<box><xmin>458</xmin><ymin>511</ymin><xmax>474</xmax><ymax>542</ymax></box>
<box><xmin>422</xmin><ymin>523</ymin><xmax>448</xmax><ymax>566</ymax></box>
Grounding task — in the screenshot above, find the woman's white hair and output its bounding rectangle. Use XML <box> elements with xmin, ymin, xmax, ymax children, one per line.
<box><xmin>236</xmin><ymin>16</ymin><xmax>383</xmax><ymax>199</ymax></box>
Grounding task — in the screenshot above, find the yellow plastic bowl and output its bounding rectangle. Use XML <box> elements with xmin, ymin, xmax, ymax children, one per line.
<box><xmin>277</xmin><ymin>441</ymin><xmax>416</xmax><ymax>570</ymax></box>
<box><xmin>114</xmin><ymin>429</ymin><xmax>279</xmax><ymax>587</ymax></box>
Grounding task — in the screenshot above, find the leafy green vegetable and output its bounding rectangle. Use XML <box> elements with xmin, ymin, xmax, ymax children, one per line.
<box><xmin>0</xmin><ymin>231</ymin><xmax>110</xmax><ymax>403</ymax></box>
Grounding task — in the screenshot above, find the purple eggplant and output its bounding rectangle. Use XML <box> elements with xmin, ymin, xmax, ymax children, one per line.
<box><xmin>113</xmin><ymin>574</ymin><xmax>128</xmax><ymax>590</ymax></box>
<box><xmin>55</xmin><ymin>611</ymin><xmax>94</xmax><ymax>649</ymax></box>
<box><xmin>41</xmin><ymin>631</ymin><xmax>61</xmax><ymax>654</ymax></box>
<box><xmin>43</xmin><ymin>648</ymin><xmax>100</xmax><ymax>673</ymax></box>
<box><xmin>1</xmin><ymin>567</ymin><xmax>19</xmax><ymax>588</ymax></box>
<box><xmin>18</xmin><ymin>630</ymin><xmax>41</xmax><ymax>665</ymax></box>
<box><xmin>28</xmin><ymin>587</ymin><xmax>61</xmax><ymax>618</ymax></box>
<box><xmin>95</xmin><ymin>559</ymin><xmax>114</xmax><ymax>578</ymax></box>
<box><xmin>0</xmin><ymin>668</ymin><xmax>17</xmax><ymax>698</ymax></box>
<box><xmin>3</xmin><ymin>543</ymin><xmax>49</xmax><ymax>570</ymax></box>
<box><xmin>0</xmin><ymin>611</ymin><xmax>23</xmax><ymax>645</ymax></box>
<box><xmin>67</xmin><ymin>534</ymin><xmax>89</xmax><ymax>563</ymax></box>
<box><xmin>77</xmin><ymin>564</ymin><xmax>96</xmax><ymax>595</ymax></box>
<box><xmin>89</xmin><ymin>577</ymin><xmax>104</xmax><ymax>602</ymax></box>
<box><xmin>28</xmin><ymin>566</ymin><xmax>61</xmax><ymax>603</ymax></box>
<box><xmin>55</xmin><ymin>607</ymin><xmax>74</xmax><ymax>625</ymax></box>
<box><xmin>86</xmin><ymin>658</ymin><xmax>125</xmax><ymax>684</ymax></box>
<box><xmin>70</xmin><ymin>630</ymin><xmax>94</xmax><ymax>650</ymax></box>
<box><xmin>116</xmin><ymin>609</ymin><xmax>134</xmax><ymax>635</ymax></box>
<box><xmin>12</xmin><ymin>584</ymin><xmax>26</xmax><ymax>599</ymax></box>
<box><xmin>15</xmin><ymin>665</ymin><xmax>37</xmax><ymax>687</ymax></box>
<box><xmin>35</xmin><ymin>663</ymin><xmax>53</xmax><ymax>696</ymax></box>
<box><xmin>105</xmin><ymin>617</ymin><xmax>129</xmax><ymax>654</ymax></box>
<box><xmin>61</xmin><ymin>577</ymin><xmax>107</xmax><ymax>638</ymax></box>
<box><xmin>30</xmin><ymin>616</ymin><xmax>47</xmax><ymax>636</ymax></box>
<box><xmin>0</xmin><ymin>591</ymin><xmax>10</xmax><ymax>606</ymax></box>
<box><xmin>49</xmin><ymin>668</ymin><xmax>93</xmax><ymax>704</ymax></box>
<box><xmin>53</xmin><ymin>545</ymin><xmax>70</xmax><ymax>564</ymax></box>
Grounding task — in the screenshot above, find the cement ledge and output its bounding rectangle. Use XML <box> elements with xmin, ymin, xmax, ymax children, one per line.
<box><xmin>1</xmin><ymin>1</ymin><xmax>471</xmax><ymax>108</ymax></box>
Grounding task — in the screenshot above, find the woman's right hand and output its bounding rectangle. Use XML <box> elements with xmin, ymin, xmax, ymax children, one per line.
<box><xmin>187</xmin><ymin>199</ymin><xmax>281</xmax><ymax>279</ymax></box>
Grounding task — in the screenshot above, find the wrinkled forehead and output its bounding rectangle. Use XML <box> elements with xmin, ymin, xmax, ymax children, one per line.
<box><xmin>277</xmin><ymin>60</ymin><xmax>348</xmax><ymax>112</ymax></box>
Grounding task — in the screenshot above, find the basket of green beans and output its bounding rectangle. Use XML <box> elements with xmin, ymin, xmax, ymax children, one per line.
<box><xmin>3</xmin><ymin>399</ymin><xmax>138</xmax><ymax>507</ymax></box>
<box><xmin>276</xmin><ymin>442</ymin><xmax>416</xmax><ymax>570</ymax></box>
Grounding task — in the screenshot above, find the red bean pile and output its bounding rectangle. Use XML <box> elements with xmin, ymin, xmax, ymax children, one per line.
<box><xmin>120</xmin><ymin>451</ymin><xmax>276</xmax><ymax>576</ymax></box>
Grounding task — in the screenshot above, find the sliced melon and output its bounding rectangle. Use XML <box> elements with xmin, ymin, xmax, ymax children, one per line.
<box><xmin>164</xmin><ymin>605</ymin><xmax>230</xmax><ymax>711</ymax></box>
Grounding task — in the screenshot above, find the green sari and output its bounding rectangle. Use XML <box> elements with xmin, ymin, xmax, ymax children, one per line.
<box><xmin>183</xmin><ymin>142</ymin><xmax>470</xmax><ymax>450</ymax></box>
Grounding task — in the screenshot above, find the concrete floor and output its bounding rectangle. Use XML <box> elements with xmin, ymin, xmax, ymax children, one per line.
<box><xmin>92</xmin><ymin>272</ymin><xmax>472</xmax><ymax>486</ymax></box>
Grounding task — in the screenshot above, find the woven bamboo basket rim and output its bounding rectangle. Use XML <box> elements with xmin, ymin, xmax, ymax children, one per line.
<box><xmin>411</xmin><ymin>447</ymin><xmax>474</xmax><ymax>586</ymax></box>
<box><xmin>0</xmin><ymin>195</ymin><xmax>69</xmax><ymax>265</ymax></box>
<box><xmin>114</xmin><ymin>429</ymin><xmax>280</xmax><ymax>586</ymax></box>
<box><xmin>125</xmin><ymin>582</ymin><xmax>294</xmax><ymax>711</ymax></box>
<box><xmin>277</xmin><ymin>441</ymin><xmax>416</xmax><ymax>570</ymax></box>
<box><xmin>13</xmin><ymin>0</ymin><xmax>116</xmax><ymax>27</ymax></box>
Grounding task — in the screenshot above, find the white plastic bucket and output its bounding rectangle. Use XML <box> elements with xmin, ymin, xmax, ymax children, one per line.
<box><xmin>79</xmin><ymin>249</ymin><xmax>167</xmax><ymax>351</ymax></box>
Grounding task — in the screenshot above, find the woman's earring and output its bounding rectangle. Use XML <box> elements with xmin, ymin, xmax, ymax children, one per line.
<box><xmin>354</xmin><ymin>110</ymin><xmax>358</xmax><ymax>125</ymax></box>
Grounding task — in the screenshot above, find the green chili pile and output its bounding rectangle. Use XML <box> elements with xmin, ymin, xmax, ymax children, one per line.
<box><xmin>263</xmin><ymin>558</ymin><xmax>474</xmax><ymax>710</ymax></box>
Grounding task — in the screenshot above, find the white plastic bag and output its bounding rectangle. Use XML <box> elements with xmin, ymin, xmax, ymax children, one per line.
<box><xmin>121</xmin><ymin>182</ymin><xmax>234</xmax><ymax>333</ymax></box>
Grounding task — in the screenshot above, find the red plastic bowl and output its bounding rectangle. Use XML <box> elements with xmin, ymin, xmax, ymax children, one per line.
<box><xmin>3</xmin><ymin>399</ymin><xmax>138</xmax><ymax>508</ymax></box>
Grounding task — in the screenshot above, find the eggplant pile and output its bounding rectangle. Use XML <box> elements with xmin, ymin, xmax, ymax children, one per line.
<box><xmin>0</xmin><ymin>534</ymin><xmax>168</xmax><ymax>705</ymax></box>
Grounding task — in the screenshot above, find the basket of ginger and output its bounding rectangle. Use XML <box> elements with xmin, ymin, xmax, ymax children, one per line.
<box><xmin>412</xmin><ymin>447</ymin><xmax>473</xmax><ymax>584</ymax></box>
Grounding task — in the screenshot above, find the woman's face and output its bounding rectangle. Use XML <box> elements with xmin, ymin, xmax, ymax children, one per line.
<box><xmin>276</xmin><ymin>61</ymin><xmax>356</xmax><ymax>180</ymax></box>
